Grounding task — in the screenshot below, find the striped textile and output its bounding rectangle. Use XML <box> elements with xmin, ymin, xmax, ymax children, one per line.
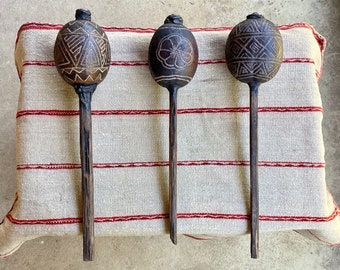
<box><xmin>0</xmin><ymin>21</ymin><xmax>339</xmax><ymax>257</ymax></box>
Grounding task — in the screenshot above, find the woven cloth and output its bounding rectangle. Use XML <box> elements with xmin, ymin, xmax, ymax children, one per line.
<box><xmin>1</xmin><ymin>22</ymin><xmax>339</xmax><ymax>257</ymax></box>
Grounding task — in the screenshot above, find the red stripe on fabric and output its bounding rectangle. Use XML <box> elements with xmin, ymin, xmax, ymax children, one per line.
<box><xmin>198</xmin><ymin>59</ymin><xmax>227</xmax><ymax>64</ymax></box>
<box><xmin>16</xmin><ymin>23</ymin><xmax>63</xmax><ymax>44</ymax></box>
<box><xmin>15</xmin><ymin>22</ymin><xmax>326</xmax><ymax>59</ymax></box>
<box><xmin>6</xmin><ymin>215</ymin><xmax>82</xmax><ymax>225</ymax></box>
<box><xmin>306</xmin><ymin>229</ymin><xmax>340</xmax><ymax>246</ymax></box>
<box><xmin>260</xmin><ymin>208</ymin><xmax>340</xmax><ymax>222</ymax></box>
<box><xmin>18</xmin><ymin>57</ymin><xmax>321</xmax><ymax>81</ymax></box>
<box><xmin>17</xmin><ymin>163</ymin><xmax>81</xmax><ymax>170</ymax></box>
<box><xmin>95</xmin><ymin>214</ymin><xmax>167</xmax><ymax>223</ymax></box>
<box><xmin>278</xmin><ymin>23</ymin><xmax>326</xmax><ymax>53</ymax></box>
<box><xmin>326</xmin><ymin>186</ymin><xmax>340</xmax><ymax>214</ymax></box>
<box><xmin>283</xmin><ymin>58</ymin><xmax>315</xmax><ymax>64</ymax></box>
<box><xmin>183</xmin><ymin>234</ymin><xmax>212</xmax><ymax>241</ymax></box>
<box><xmin>17</xmin><ymin>110</ymin><xmax>79</xmax><ymax>118</ymax></box>
<box><xmin>21</xmin><ymin>57</ymin><xmax>317</xmax><ymax>67</ymax></box>
<box><xmin>101</xmin><ymin>26</ymin><xmax>156</xmax><ymax>33</ymax></box>
<box><xmin>16</xmin><ymin>22</ymin><xmax>322</xmax><ymax>36</ymax></box>
<box><xmin>16</xmin><ymin>106</ymin><xmax>323</xmax><ymax>118</ymax></box>
<box><xmin>5</xmin><ymin>207</ymin><xmax>339</xmax><ymax>226</ymax></box>
<box><xmin>283</xmin><ymin>58</ymin><xmax>321</xmax><ymax>80</ymax></box>
<box><xmin>5</xmin><ymin>214</ymin><xmax>165</xmax><ymax>225</ymax></box>
<box><xmin>110</xmin><ymin>59</ymin><xmax>228</xmax><ymax>66</ymax></box>
<box><xmin>22</xmin><ymin>60</ymin><xmax>55</xmax><ymax>67</ymax></box>
<box><xmin>22</xmin><ymin>60</ymin><xmax>149</xmax><ymax>67</ymax></box>
<box><xmin>0</xmin><ymin>193</ymin><xmax>19</xmax><ymax>225</ymax></box>
<box><xmin>111</xmin><ymin>60</ymin><xmax>147</xmax><ymax>66</ymax></box>
<box><xmin>200</xmin><ymin>57</ymin><xmax>319</xmax><ymax>69</ymax></box>
<box><xmin>179</xmin><ymin>209</ymin><xmax>340</xmax><ymax>222</ymax></box>
<box><xmin>16</xmin><ymin>160</ymin><xmax>325</xmax><ymax>171</ymax></box>
<box><xmin>16</xmin><ymin>23</ymin><xmax>325</xmax><ymax>78</ymax></box>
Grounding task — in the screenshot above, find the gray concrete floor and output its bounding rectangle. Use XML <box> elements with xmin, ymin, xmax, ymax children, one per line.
<box><xmin>0</xmin><ymin>0</ymin><xmax>339</xmax><ymax>269</ymax></box>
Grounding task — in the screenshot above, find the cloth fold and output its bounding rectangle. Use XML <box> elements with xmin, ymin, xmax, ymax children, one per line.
<box><xmin>0</xmin><ymin>22</ymin><xmax>339</xmax><ymax>258</ymax></box>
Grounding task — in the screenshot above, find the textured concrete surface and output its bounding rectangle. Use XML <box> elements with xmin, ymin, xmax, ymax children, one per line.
<box><xmin>0</xmin><ymin>0</ymin><xmax>339</xmax><ymax>269</ymax></box>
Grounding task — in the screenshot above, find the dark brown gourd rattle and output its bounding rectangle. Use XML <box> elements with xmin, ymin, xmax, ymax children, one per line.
<box><xmin>148</xmin><ymin>14</ymin><xmax>198</xmax><ymax>244</ymax></box>
<box><xmin>225</xmin><ymin>13</ymin><xmax>283</xmax><ymax>258</ymax></box>
<box><xmin>54</xmin><ymin>8</ymin><xmax>111</xmax><ymax>261</ymax></box>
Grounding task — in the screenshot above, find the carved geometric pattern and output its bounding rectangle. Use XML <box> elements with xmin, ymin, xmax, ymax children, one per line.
<box><xmin>54</xmin><ymin>20</ymin><xmax>111</xmax><ymax>85</ymax></box>
<box><xmin>154</xmin><ymin>74</ymin><xmax>192</xmax><ymax>84</ymax></box>
<box><xmin>156</xmin><ymin>34</ymin><xmax>194</xmax><ymax>70</ymax></box>
<box><xmin>226</xmin><ymin>17</ymin><xmax>283</xmax><ymax>84</ymax></box>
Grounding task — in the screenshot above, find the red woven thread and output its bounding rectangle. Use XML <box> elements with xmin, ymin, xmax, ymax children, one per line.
<box><xmin>16</xmin><ymin>22</ymin><xmax>323</xmax><ymax>42</ymax></box>
<box><xmin>278</xmin><ymin>22</ymin><xmax>326</xmax><ymax>53</ymax></box>
<box><xmin>16</xmin><ymin>160</ymin><xmax>325</xmax><ymax>171</ymax></box>
<box><xmin>16</xmin><ymin>22</ymin><xmax>325</xmax><ymax>81</ymax></box>
<box><xmin>17</xmin><ymin>109</ymin><xmax>79</xmax><ymax>118</ymax></box>
<box><xmin>0</xmin><ymin>193</ymin><xmax>18</xmax><ymax>225</ymax></box>
<box><xmin>283</xmin><ymin>58</ymin><xmax>322</xmax><ymax>80</ymax></box>
<box><xmin>15</xmin><ymin>22</ymin><xmax>326</xmax><ymax>69</ymax></box>
<box><xmin>18</xmin><ymin>57</ymin><xmax>321</xmax><ymax>82</ymax></box>
<box><xmin>21</xmin><ymin>58</ymin><xmax>317</xmax><ymax>67</ymax></box>
<box><xmin>307</xmin><ymin>229</ymin><xmax>340</xmax><ymax>246</ymax></box>
<box><xmin>5</xmin><ymin>207</ymin><xmax>339</xmax><ymax>226</ymax></box>
<box><xmin>22</xmin><ymin>60</ymin><xmax>55</xmax><ymax>67</ymax></box>
<box><xmin>111</xmin><ymin>60</ymin><xmax>147</xmax><ymax>66</ymax></box>
<box><xmin>16</xmin><ymin>23</ymin><xmax>63</xmax><ymax>44</ymax></box>
<box><xmin>21</xmin><ymin>58</ymin><xmax>316</xmax><ymax>67</ymax></box>
<box><xmin>6</xmin><ymin>215</ymin><xmax>81</xmax><ymax>225</ymax></box>
<box><xmin>16</xmin><ymin>106</ymin><xmax>323</xmax><ymax>118</ymax></box>
<box><xmin>183</xmin><ymin>234</ymin><xmax>211</xmax><ymax>241</ymax></box>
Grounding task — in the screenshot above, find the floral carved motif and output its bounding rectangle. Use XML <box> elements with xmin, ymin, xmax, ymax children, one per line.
<box><xmin>156</xmin><ymin>34</ymin><xmax>194</xmax><ymax>70</ymax></box>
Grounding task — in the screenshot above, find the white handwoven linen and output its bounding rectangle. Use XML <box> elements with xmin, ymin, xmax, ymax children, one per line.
<box><xmin>0</xmin><ymin>22</ymin><xmax>339</xmax><ymax>257</ymax></box>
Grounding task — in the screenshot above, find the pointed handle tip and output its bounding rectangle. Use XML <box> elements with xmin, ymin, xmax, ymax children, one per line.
<box><xmin>171</xmin><ymin>233</ymin><xmax>177</xmax><ymax>245</ymax></box>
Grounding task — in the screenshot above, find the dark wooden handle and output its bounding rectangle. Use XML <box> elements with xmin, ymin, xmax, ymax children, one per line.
<box><xmin>169</xmin><ymin>86</ymin><xmax>178</xmax><ymax>245</ymax></box>
<box><xmin>148</xmin><ymin>15</ymin><xmax>198</xmax><ymax>244</ymax></box>
<box><xmin>75</xmin><ymin>84</ymin><xmax>96</xmax><ymax>261</ymax></box>
<box><xmin>225</xmin><ymin>13</ymin><xmax>283</xmax><ymax>259</ymax></box>
<box><xmin>54</xmin><ymin>9</ymin><xmax>111</xmax><ymax>261</ymax></box>
<box><xmin>249</xmin><ymin>82</ymin><xmax>259</xmax><ymax>259</ymax></box>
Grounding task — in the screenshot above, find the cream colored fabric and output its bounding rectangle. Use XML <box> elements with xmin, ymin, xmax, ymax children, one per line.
<box><xmin>0</xmin><ymin>22</ymin><xmax>339</xmax><ymax>257</ymax></box>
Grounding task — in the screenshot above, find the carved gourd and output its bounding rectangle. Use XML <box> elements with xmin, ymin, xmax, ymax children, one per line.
<box><xmin>149</xmin><ymin>14</ymin><xmax>198</xmax><ymax>90</ymax></box>
<box><xmin>54</xmin><ymin>8</ymin><xmax>111</xmax><ymax>86</ymax></box>
<box><xmin>148</xmin><ymin>14</ymin><xmax>198</xmax><ymax>245</ymax></box>
<box><xmin>226</xmin><ymin>13</ymin><xmax>282</xmax><ymax>84</ymax></box>
<box><xmin>54</xmin><ymin>8</ymin><xmax>111</xmax><ymax>261</ymax></box>
<box><xmin>225</xmin><ymin>13</ymin><xmax>283</xmax><ymax>259</ymax></box>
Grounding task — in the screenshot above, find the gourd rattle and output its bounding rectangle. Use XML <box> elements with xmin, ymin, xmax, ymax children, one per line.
<box><xmin>54</xmin><ymin>8</ymin><xmax>111</xmax><ymax>261</ymax></box>
<box><xmin>226</xmin><ymin>13</ymin><xmax>283</xmax><ymax>258</ymax></box>
<box><xmin>148</xmin><ymin>14</ymin><xmax>198</xmax><ymax>244</ymax></box>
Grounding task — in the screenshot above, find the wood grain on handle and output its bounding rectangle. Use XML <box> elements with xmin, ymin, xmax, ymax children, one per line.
<box><xmin>54</xmin><ymin>9</ymin><xmax>111</xmax><ymax>261</ymax></box>
<box><xmin>75</xmin><ymin>84</ymin><xmax>96</xmax><ymax>261</ymax></box>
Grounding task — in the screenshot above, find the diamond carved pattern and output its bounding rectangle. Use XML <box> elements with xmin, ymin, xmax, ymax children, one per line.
<box><xmin>226</xmin><ymin>17</ymin><xmax>283</xmax><ymax>84</ymax></box>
